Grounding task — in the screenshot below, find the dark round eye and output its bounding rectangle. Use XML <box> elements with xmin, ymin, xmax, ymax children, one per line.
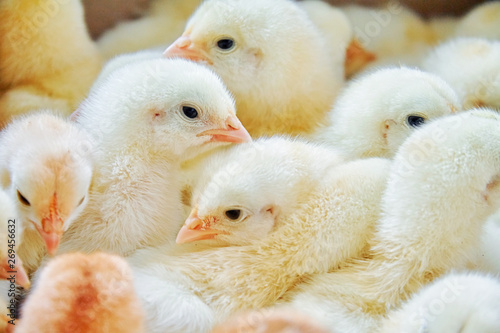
<box><xmin>216</xmin><ymin>38</ymin><xmax>235</xmax><ymax>50</ymax></box>
<box><xmin>407</xmin><ymin>115</ymin><xmax>426</xmax><ymax>128</ymax></box>
<box><xmin>225</xmin><ymin>209</ymin><xmax>241</xmax><ymax>220</ymax></box>
<box><xmin>182</xmin><ymin>106</ymin><xmax>198</xmax><ymax>119</ymax></box>
<box><xmin>17</xmin><ymin>190</ymin><xmax>30</xmax><ymax>206</ymax></box>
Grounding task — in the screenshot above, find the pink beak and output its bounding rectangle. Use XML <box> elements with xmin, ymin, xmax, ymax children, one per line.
<box><xmin>199</xmin><ymin>115</ymin><xmax>252</xmax><ymax>143</ymax></box>
<box><xmin>35</xmin><ymin>194</ymin><xmax>64</xmax><ymax>256</ymax></box>
<box><xmin>163</xmin><ymin>35</ymin><xmax>212</xmax><ymax>64</ymax></box>
<box><xmin>0</xmin><ymin>256</ymin><xmax>30</xmax><ymax>289</ymax></box>
<box><xmin>176</xmin><ymin>208</ymin><xmax>226</xmax><ymax>244</ymax></box>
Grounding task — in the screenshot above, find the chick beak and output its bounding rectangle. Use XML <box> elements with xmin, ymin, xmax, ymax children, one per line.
<box><xmin>0</xmin><ymin>257</ymin><xmax>30</xmax><ymax>289</ymax></box>
<box><xmin>163</xmin><ymin>36</ymin><xmax>212</xmax><ymax>64</ymax></box>
<box><xmin>35</xmin><ymin>194</ymin><xmax>64</xmax><ymax>256</ymax></box>
<box><xmin>198</xmin><ymin>115</ymin><xmax>252</xmax><ymax>143</ymax></box>
<box><xmin>176</xmin><ymin>209</ymin><xmax>225</xmax><ymax>244</ymax></box>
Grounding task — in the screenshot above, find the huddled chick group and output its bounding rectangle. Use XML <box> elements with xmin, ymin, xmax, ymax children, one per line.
<box><xmin>0</xmin><ymin>0</ymin><xmax>499</xmax><ymax>332</ymax></box>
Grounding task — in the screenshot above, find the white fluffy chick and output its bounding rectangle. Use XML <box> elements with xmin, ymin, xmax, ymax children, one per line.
<box><xmin>0</xmin><ymin>112</ymin><xmax>93</xmax><ymax>274</ymax></box>
<box><xmin>16</xmin><ymin>252</ymin><xmax>145</xmax><ymax>333</ymax></box>
<box><xmin>129</xmin><ymin>137</ymin><xmax>346</xmax><ymax>333</ymax></box>
<box><xmin>341</xmin><ymin>3</ymin><xmax>436</xmax><ymax>72</ymax></box>
<box><xmin>298</xmin><ymin>0</ymin><xmax>375</xmax><ymax>80</ymax></box>
<box><xmin>176</xmin><ymin>137</ymin><xmax>345</xmax><ymax>246</ymax></box>
<box><xmin>97</xmin><ymin>0</ymin><xmax>202</xmax><ymax>59</ymax></box>
<box><xmin>454</xmin><ymin>1</ymin><xmax>500</xmax><ymax>40</ymax></box>
<box><xmin>314</xmin><ymin>66</ymin><xmax>459</xmax><ymax>160</ymax></box>
<box><xmin>164</xmin><ymin>0</ymin><xmax>341</xmax><ymax>137</ymax></box>
<box><xmin>129</xmin><ymin>138</ymin><xmax>390</xmax><ymax>332</ymax></box>
<box><xmin>283</xmin><ymin>109</ymin><xmax>500</xmax><ymax>332</ymax></box>
<box><xmin>0</xmin><ymin>0</ymin><xmax>101</xmax><ymax>124</ymax></box>
<box><xmin>0</xmin><ymin>190</ymin><xmax>29</xmax><ymax>289</ymax></box>
<box><xmin>382</xmin><ymin>273</ymin><xmax>500</xmax><ymax>333</ymax></box>
<box><xmin>422</xmin><ymin>37</ymin><xmax>500</xmax><ymax>110</ymax></box>
<box><xmin>60</xmin><ymin>58</ymin><xmax>251</xmax><ymax>257</ymax></box>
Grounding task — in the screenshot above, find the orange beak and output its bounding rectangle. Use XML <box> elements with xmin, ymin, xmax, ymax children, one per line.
<box><xmin>198</xmin><ymin>115</ymin><xmax>252</xmax><ymax>143</ymax></box>
<box><xmin>0</xmin><ymin>256</ymin><xmax>30</xmax><ymax>289</ymax></box>
<box><xmin>176</xmin><ymin>208</ymin><xmax>226</xmax><ymax>244</ymax></box>
<box><xmin>35</xmin><ymin>194</ymin><xmax>64</xmax><ymax>256</ymax></box>
<box><xmin>163</xmin><ymin>35</ymin><xmax>212</xmax><ymax>64</ymax></box>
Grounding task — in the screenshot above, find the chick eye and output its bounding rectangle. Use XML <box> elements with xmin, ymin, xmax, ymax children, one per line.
<box><xmin>78</xmin><ymin>196</ymin><xmax>85</xmax><ymax>206</ymax></box>
<box><xmin>407</xmin><ymin>115</ymin><xmax>426</xmax><ymax>128</ymax></box>
<box><xmin>182</xmin><ymin>106</ymin><xmax>199</xmax><ymax>119</ymax></box>
<box><xmin>216</xmin><ymin>38</ymin><xmax>235</xmax><ymax>51</ymax></box>
<box><xmin>17</xmin><ymin>190</ymin><xmax>30</xmax><ymax>206</ymax></box>
<box><xmin>225</xmin><ymin>209</ymin><xmax>241</xmax><ymax>221</ymax></box>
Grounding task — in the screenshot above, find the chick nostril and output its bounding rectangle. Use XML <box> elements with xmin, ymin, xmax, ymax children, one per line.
<box><xmin>225</xmin><ymin>116</ymin><xmax>241</xmax><ymax>130</ymax></box>
<box><xmin>176</xmin><ymin>37</ymin><xmax>192</xmax><ymax>49</ymax></box>
<box><xmin>188</xmin><ymin>218</ymin><xmax>203</xmax><ymax>230</ymax></box>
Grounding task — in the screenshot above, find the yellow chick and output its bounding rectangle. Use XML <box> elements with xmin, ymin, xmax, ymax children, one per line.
<box><xmin>59</xmin><ymin>58</ymin><xmax>251</xmax><ymax>258</ymax></box>
<box><xmin>282</xmin><ymin>109</ymin><xmax>500</xmax><ymax>332</ymax></box>
<box><xmin>97</xmin><ymin>0</ymin><xmax>202</xmax><ymax>59</ymax></box>
<box><xmin>0</xmin><ymin>0</ymin><xmax>102</xmax><ymax>125</ymax></box>
<box><xmin>129</xmin><ymin>137</ymin><xmax>390</xmax><ymax>332</ymax></box>
<box><xmin>164</xmin><ymin>0</ymin><xmax>342</xmax><ymax>138</ymax></box>
<box><xmin>422</xmin><ymin>37</ymin><xmax>500</xmax><ymax>110</ymax></box>
<box><xmin>0</xmin><ymin>111</ymin><xmax>93</xmax><ymax>275</ymax></box>
<box><xmin>454</xmin><ymin>1</ymin><xmax>500</xmax><ymax>40</ymax></box>
<box><xmin>341</xmin><ymin>3</ymin><xmax>437</xmax><ymax>73</ymax></box>
<box><xmin>314</xmin><ymin>66</ymin><xmax>460</xmax><ymax>160</ymax></box>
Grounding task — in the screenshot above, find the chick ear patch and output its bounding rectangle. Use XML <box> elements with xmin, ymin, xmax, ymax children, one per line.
<box><xmin>149</xmin><ymin>108</ymin><xmax>167</xmax><ymax>124</ymax></box>
<box><xmin>247</xmin><ymin>48</ymin><xmax>263</xmax><ymax>67</ymax></box>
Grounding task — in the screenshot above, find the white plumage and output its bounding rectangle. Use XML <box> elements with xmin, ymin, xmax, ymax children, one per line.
<box><xmin>314</xmin><ymin>66</ymin><xmax>459</xmax><ymax>159</ymax></box>
<box><xmin>164</xmin><ymin>0</ymin><xmax>342</xmax><ymax>137</ymax></box>
<box><xmin>422</xmin><ymin>37</ymin><xmax>500</xmax><ymax>110</ymax></box>
<box><xmin>283</xmin><ymin>109</ymin><xmax>500</xmax><ymax>332</ymax></box>
<box><xmin>59</xmin><ymin>58</ymin><xmax>250</xmax><ymax>256</ymax></box>
<box><xmin>128</xmin><ymin>137</ymin><xmax>390</xmax><ymax>332</ymax></box>
<box><xmin>0</xmin><ymin>112</ymin><xmax>93</xmax><ymax>274</ymax></box>
<box><xmin>382</xmin><ymin>273</ymin><xmax>500</xmax><ymax>333</ymax></box>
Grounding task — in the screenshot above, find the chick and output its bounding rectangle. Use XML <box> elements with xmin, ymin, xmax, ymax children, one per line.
<box><xmin>0</xmin><ymin>112</ymin><xmax>93</xmax><ymax>274</ymax></box>
<box><xmin>314</xmin><ymin>67</ymin><xmax>459</xmax><ymax>160</ymax></box>
<box><xmin>382</xmin><ymin>273</ymin><xmax>500</xmax><ymax>333</ymax></box>
<box><xmin>129</xmin><ymin>137</ymin><xmax>390</xmax><ymax>332</ymax></box>
<box><xmin>454</xmin><ymin>1</ymin><xmax>500</xmax><ymax>40</ymax></box>
<box><xmin>422</xmin><ymin>37</ymin><xmax>500</xmax><ymax>110</ymax></box>
<box><xmin>97</xmin><ymin>0</ymin><xmax>202</xmax><ymax>60</ymax></box>
<box><xmin>176</xmin><ymin>137</ymin><xmax>345</xmax><ymax>247</ymax></box>
<box><xmin>283</xmin><ymin>109</ymin><xmax>500</xmax><ymax>332</ymax></box>
<box><xmin>341</xmin><ymin>3</ymin><xmax>437</xmax><ymax>73</ymax></box>
<box><xmin>298</xmin><ymin>0</ymin><xmax>376</xmax><ymax>79</ymax></box>
<box><xmin>59</xmin><ymin>58</ymin><xmax>251</xmax><ymax>257</ymax></box>
<box><xmin>0</xmin><ymin>0</ymin><xmax>102</xmax><ymax>124</ymax></box>
<box><xmin>15</xmin><ymin>252</ymin><xmax>145</xmax><ymax>333</ymax></box>
<box><xmin>164</xmin><ymin>0</ymin><xmax>342</xmax><ymax>138</ymax></box>
<box><xmin>0</xmin><ymin>190</ymin><xmax>29</xmax><ymax>289</ymax></box>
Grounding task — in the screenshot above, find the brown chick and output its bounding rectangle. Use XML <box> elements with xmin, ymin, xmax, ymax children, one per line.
<box><xmin>164</xmin><ymin>0</ymin><xmax>343</xmax><ymax>138</ymax></box>
<box><xmin>0</xmin><ymin>0</ymin><xmax>102</xmax><ymax>125</ymax></box>
<box><xmin>15</xmin><ymin>252</ymin><xmax>144</xmax><ymax>333</ymax></box>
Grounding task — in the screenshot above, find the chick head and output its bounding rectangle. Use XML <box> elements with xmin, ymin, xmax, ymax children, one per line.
<box><xmin>163</xmin><ymin>0</ymin><xmax>332</xmax><ymax>98</ymax></box>
<box><xmin>176</xmin><ymin>137</ymin><xmax>343</xmax><ymax>246</ymax></box>
<box><xmin>78</xmin><ymin>58</ymin><xmax>251</xmax><ymax>161</ymax></box>
<box><xmin>0</xmin><ymin>112</ymin><xmax>93</xmax><ymax>256</ymax></box>
<box><xmin>327</xmin><ymin>67</ymin><xmax>459</xmax><ymax>158</ymax></box>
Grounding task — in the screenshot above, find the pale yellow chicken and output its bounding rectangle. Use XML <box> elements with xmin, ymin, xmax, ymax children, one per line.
<box><xmin>0</xmin><ymin>0</ymin><xmax>102</xmax><ymax>125</ymax></box>
<box><xmin>164</xmin><ymin>0</ymin><xmax>344</xmax><ymax>138</ymax></box>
